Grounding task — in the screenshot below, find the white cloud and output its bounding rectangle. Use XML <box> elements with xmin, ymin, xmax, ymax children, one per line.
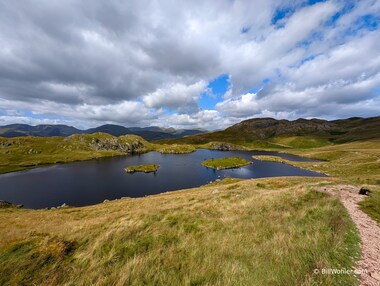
<box><xmin>0</xmin><ymin>115</ymin><xmax>76</xmax><ymax>127</ymax></box>
<box><xmin>143</xmin><ymin>81</ymin><xmax>207</xmax><ymax>112</ymax></box>
<box><xmin>220</xmin><ymin>1</ymin><xmax>340</xmax><ymax>94</ymax></box>
<box><xmin>156</xmin><ymin>110</ymin><xmax>234</xmax><ymax>130</ymax></box>
<box><xmin>0</xmin><ymin>0</ymin><xmax>379</xmax><ymax>130</ymax></box>
<box><xmin>217</xmin><ymin>93</ymin><xmax>260</xmax><ymax>117</ymax></box>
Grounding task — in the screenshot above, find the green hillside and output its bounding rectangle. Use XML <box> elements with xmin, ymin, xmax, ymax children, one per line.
<box><xmin>158</xmin><ymin>116</ymin><xmax>380</xmax><ymax>149</ymax></box>
<box><xmin>0</xmin><ymin>133</ymin><xmax>193</xmax><ymax>174</ymax></box>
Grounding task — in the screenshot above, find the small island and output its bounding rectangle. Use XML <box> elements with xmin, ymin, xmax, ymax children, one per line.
<box><xmin>201</xmin><ymin>156</ymin><xmax>252</xmax><ymax>170</ymax></box>
<box><xmin>154</xmin><ymin>144</ymin><xmax>196</xmax><ymax>154</ymax></box>
<box><xmin>124</xmin><ymin>164</ymin><xmax>160</xmax><ymax>173</ymax></box>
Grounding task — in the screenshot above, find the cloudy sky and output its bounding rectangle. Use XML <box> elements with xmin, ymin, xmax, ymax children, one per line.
<box><xmin>0</xmin><ymin>0</ymin><xmax>379</xmax><ymax>130</ymax></box>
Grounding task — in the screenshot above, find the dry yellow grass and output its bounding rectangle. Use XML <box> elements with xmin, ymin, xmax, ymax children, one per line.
<box><xmin>0</xmin><ymin>177</ymin><xmax>360</xmax><ymax>285</ymax></box>
<box><xmin>253</xmin><ymin>140</ymin><xmax>380</xmax><ymax>185</ymax></box>
<box><xmin>253</xmin><ymin>141</ymin><xmax>380</xmax><ymax>226</ymax></box>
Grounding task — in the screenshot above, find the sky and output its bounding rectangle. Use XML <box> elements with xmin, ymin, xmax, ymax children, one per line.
<box><xmin>0</xmin><ymin>0</ymin><xmax>379</xmax><ymax>130</ymax></box>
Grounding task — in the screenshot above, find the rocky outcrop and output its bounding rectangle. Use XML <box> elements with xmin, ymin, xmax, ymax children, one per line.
<box><xmin>0</xmin><ymin>200</ymin><xmax>23</xmax><ymax>208</ymax></box>
<box><xmin>209</xmin><ymin>142</ymin><xmax>239</xmax><ymax>151</ymax></box>
<box><xmin>65</xmin><ymin>133</ymin><xmax>150</xmax><ymax>154</ymax></box>
<box><xmin>89</xmin><ymin>137</ymin><xmax>146</xmax><ymax>153</ymax></box>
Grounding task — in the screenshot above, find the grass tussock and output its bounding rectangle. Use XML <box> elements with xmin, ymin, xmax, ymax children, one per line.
<box><xmin>253</xmin><ymin>141</ymin><xmax>380</xmax><ymax>223</ymax></box>
<box><xmin>0</xmin><ymin>178</ymin><xmax>360</xmax><ymax>286</ymax></box>
<box><xmin>253</xmin><ymin>140</ymin><xmax>380</xmax><ymax>185</ymax></box>
<box><xmin>359</xmin><ymin>186</ymin><xmax>380</xmax><ymax>224</ymax></box>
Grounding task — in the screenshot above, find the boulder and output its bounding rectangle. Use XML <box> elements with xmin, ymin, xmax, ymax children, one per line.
<box><xmin>359</xmin><ymin>187</ymin><xmax>371</xmax><ymax>195</ymax></box>
<box><xmin>210</xmin><ymin>142</ymin><xmax>234</xmax><ymax>151</ymax></box>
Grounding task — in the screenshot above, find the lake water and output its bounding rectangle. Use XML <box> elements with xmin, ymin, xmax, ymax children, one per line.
<box><xmin>0</xmin><ymin>149</ymin><xmax>325</xmax><ymax>209</ymax></box>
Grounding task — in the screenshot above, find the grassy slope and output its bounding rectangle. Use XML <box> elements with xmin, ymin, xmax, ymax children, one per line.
<box><xmin>253</xmin><ymin>140</ymin><xmax>380</xmax><ymax>224</ymax></box>
<box><xmin>157</xmin><ymin>116</ymin><xmax>380</xmax><ymax>149</ymax></box>
<box><xmin>359</xmin><ymin>190</ymin><xmax>380</xmax><ymax>224</ymax></box>
<box><xmin>159</xmin><ymin>134</ymin><xmax>336</xmax><ymax>151</ymax></box>
<box><xmin>0</xmin><ymin>134</ymin><xmax>137</xmax><ymax>174</ymax></box>
<box><xmin>0</xmin><ymin>178</ymin><xmax>360</xmax><ymax>286</ymax></box>
<box><xmin>0</xmin><ymin>134</ymin><xmax>195</xmax><ymax>174</ymax></box>
<box><xmin>202</xmin><ymin>156</ymin><xmax>251</xmax><ymax>170</ymax></box>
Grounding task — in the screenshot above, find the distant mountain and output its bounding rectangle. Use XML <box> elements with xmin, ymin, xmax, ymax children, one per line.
<box><xmin>129</xmin><ymin>130</ymin><xmax>177</xmax><ymax>141</ymax></box>
<box><xmin>159</xmin><ymin>116</ymin><xmax>380</xmax><ymax>147</ymax></box>
<box><xmin>0</xmin><ymin>124</ymin><xmax>82</xmax><ymax>137</ymax></box>
<box><xmin>223</xmin><ymin>116</ymin><xmax>380</xmax><ymax>143</ymax></box>
<box><xmin>0</xmin><ymin>123</ymin><xmax>207</xmax><ymax>141</ymax></box>
<box><xmin>85</xmin><ymin>124</ymin><xmax>131</xmax><ymax>137</ymax></box>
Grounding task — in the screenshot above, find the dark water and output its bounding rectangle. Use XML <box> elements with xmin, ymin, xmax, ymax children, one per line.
<box><xmin>0</xmin><ymin>149</ymin><xmax>325</xmax><ymax>209</ymax></box>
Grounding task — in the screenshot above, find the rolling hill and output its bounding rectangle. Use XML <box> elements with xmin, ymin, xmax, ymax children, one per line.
<box><xmin>0</xmin><ymin>124</ymin><xmax>206</xmax><ymax>141</ymax></box>
<box><xmin>159</xmin><ymin>116</ymin><xmax>380</xmax><ymax>148</ymax></box>
<box><xmin>0</xmin><ymin>124</ymin><xmax>82</xmax><ymax>137</ymax></box>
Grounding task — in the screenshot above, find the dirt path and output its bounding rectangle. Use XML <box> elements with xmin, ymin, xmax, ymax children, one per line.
<box><xmin>317</xmin><ymin>185</ymin><xmax>380</xmax><ymax>286</ymax></box>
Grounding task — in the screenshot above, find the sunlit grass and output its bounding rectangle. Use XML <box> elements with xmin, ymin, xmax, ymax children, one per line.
<box><xmin>152</xmin><ymin>143</ymin><xmax>195</xmax><ymax>154</ymax></box>
<box><xmin>359</xmin><ymin>187</ymin><xmax>380</xmax><ymax>224</ymax></box>
<box><xmin>0</xmin><ymin>178</ymin><xmax>360</xmax><ymax>286</ymax></box>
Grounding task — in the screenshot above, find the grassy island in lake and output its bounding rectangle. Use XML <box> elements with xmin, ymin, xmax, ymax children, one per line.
<box><xmin>125</xmin><ymin>164</ymin><xmax>160</xmax><ymax>173</ymax></box>
<box><xmin>201</xmin><ymin>156</ymin><xmax>251</xmax><ymax>170</ymax></box>
<box><xmin>153</xmin><ymin>144</ymin><xmax>195</xmax><ymax>154</ymax></box>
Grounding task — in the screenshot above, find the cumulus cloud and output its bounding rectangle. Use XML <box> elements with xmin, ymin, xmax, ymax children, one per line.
<box><xmin>154</xmin><ymin>110</ymin><xmax>235</xmax><ymax>130</ymax></box>
<box><xmin>143</xmin><ymin>81</ymin><xmax>207</xmax><ymax>113</ymax></box>
<box><xmin>0</xmin><ymin>0</ymin><xmax>379</xmax><ymax>129</ymax></box>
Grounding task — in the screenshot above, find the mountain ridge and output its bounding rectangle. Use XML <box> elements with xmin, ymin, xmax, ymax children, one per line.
<box><xmin>158</xmin><ymin>116</ymin><xmax>380</xmax><ymax>147</ymax></box>
<box><xmin>0</xmin><ymin>123</ymin><xmax>206</xmax><ymax>141</ymax></box>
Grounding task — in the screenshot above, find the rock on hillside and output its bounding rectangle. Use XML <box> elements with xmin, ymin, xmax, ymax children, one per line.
<box><xmin>65</xmin><ymin>133</ymin><xmax>151</xmax><ymax>153</ymax></box>
<box><xmin>0</xmin><ymin>200</ymin><xmax>23</xmax><ymax>208</ymax></box>
<box><xmin>208</xmin><ymin>142</ymin><xmax>242</xmax><ymax>151</ymax></box>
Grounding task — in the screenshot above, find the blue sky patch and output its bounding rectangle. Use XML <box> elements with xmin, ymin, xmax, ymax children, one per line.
<box><xmin>373</xmin><ymin>87</ymin><xmax>380</xmax><ymax>95</ymax></box>
<box><xmin>356</xmin><ymin>14</ymin><xmax>379</xmax><ymax>31</ymax></box>
<box><xmin>272</xmin><ymin>0</ymin><xmax>328</xmax><ymax>27</ymax></box>
<box><xmin>198</xmin><ymin>74</ymin><xmax>229</xmax><ymax>109</ymax></box>
<box><xmin>307</xmin><ymin>0</ymin><xmax>327</xmax><ymax>5</ymax></box>
<box><xmin>272</xmin><ymin>7</ymin><xmax>294</xmax><ymax>27</ymax></box>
